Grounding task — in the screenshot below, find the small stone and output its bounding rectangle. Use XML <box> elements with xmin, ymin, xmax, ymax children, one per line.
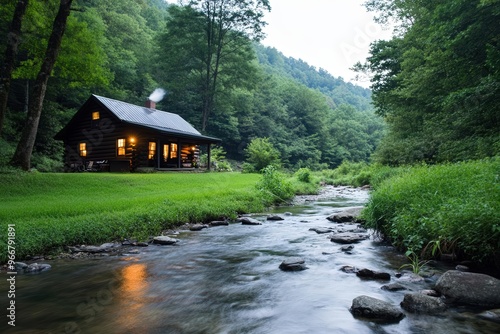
<box><xmin>356</xmin><ymin>268</ymin><xmax>391</xmax><ymax>280</ymax></box>
<box><xmin>309</xmin><ymin>227</ymin><xmax>334</xmax><ymax>234</ymax></box>
<box><xmin>209</xmin><ymin>221</ymin><xmax>229</xmax><ymax>226</ymax></box>
<box><xmin>267</xmin><ymin>215</ymin><xmax>284</xmax><ymax>221</ymax></box>
<box><xmin>477</xmin><ymin>309</ymin><xmax>500</xmax><ymax>324</ymax></box>
<box><xmin>25</xmin><ymin>263</ymin><xmax>52</xmax><ymax>273</ymax></box>
<box><xmin>189</xmin><ymin>224</ymin><xmax>207</xmax><ymax>231</ymax></box>
<box><xmin>330</xmin><ymin>232</ymin><xmax>369</xmax><ymax>244</ymax></box>
<box><xmin>381</xmin><ymin>283</ymin><xmax>408</xmax><ymax>292</ymax></box>
<box><xmin>340</xmin><ymin>265</ymin><xmax>359</xmax><ymax>274</ymax></box>
<box><xmin>340</xmin><ymin>245</ymin><xmax>354</xmax><ymax>252</ymax></box>
<box><xmin>238</xmin><ymin>217</ymin><xmax>262</xmax><ymax>225</ymax></box>
<box><xmin>153</xmin><ymin>236</ymin><xmax>179</xmax><ymax>245</ymax></box>
<box><xmin>15</xmin><ymin>262</ymin><xmax>28</xmax><ymax>271</ymax></box>
<box><xmin>279</xmin><ymin>257</ymin><xmax>308</xmax><ymax>271</ymax></box>
<box><xmin>455</xmin><ymin>265</ymin><xmax>470</xmax><ymax>272</ymax></box>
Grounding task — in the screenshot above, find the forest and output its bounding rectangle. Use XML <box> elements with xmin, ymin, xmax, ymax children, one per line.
<box><xmin>0</xmin><ymin>0</ymin><xmax>384</xmax><ymax>172</ymax></box>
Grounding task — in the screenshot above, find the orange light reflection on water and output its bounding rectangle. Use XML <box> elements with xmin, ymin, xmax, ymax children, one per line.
<box><xmin>118</xmin><ymin>263</ymin><xmax>148</xmax><ymax>330</ymax></box>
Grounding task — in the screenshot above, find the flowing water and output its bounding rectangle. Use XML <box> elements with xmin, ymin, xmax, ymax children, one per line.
<box><xmin>2</xmin><ymin>187</ymin><xmax>499</xmax><ymax>334</ymax></box>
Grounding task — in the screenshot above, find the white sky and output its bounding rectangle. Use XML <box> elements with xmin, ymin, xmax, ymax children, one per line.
<box><xmin>165</xmin><ymin>0</ymin><xmax>393</xmax><ymax>88</ymax></box>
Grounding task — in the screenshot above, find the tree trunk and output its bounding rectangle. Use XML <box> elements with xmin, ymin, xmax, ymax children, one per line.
<box><xmin>0</xmin><ymin>0</ymin><xmax>29</xmax><ymax>137</ymax></box>
<box><xmin>10</xmin><ymin>0</ymin><xmax>73</xmax><ymax>170</ymax></box>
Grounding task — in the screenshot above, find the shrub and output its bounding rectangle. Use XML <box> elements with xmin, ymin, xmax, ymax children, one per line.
<box><xmin>245</xmin><ymin>137</ymin><xmax>281</xmax><ymax>172</ymax></box>
<box><xmin>256</xmin><ymin>165</ymin><xmax>294</xmax><ymax>205</ymax></box>
<box><xmin>295</xmin><ymin>167</ymin><xmax>312</xmax><ymax>183</ymax></box>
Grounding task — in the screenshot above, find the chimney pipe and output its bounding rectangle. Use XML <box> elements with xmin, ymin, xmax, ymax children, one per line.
<box><xmin>145</xmin><ymin>99</ymin><xmax>156</xmax><ymax>109</ymax></box>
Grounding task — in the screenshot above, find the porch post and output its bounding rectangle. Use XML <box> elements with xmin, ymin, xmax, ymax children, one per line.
<box><xmin>157</xmin><ymin>139</ymin><xmax>160</xmax><ymax>169</ymax></box>
<box><xmin>207</xmin><ymin>143</ymin><xmax>211</xmax><ymax>171</ymax></box>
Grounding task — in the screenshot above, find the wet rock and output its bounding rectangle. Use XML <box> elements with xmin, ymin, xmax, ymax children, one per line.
<box><xmin>137</xmin><ymin>242</ymin><xmax>149</xmax><ymax>247</ymax></box>
<box><xmin>309</xmin><ymin>227</ymin><xmax>334</xmax><ymax>234</ymax></box>
<box><xmin>400</xmin><ymin>293</ymin><xmax>447</xmax><ymax>314</ymax></box>
<box><xmin>279</xmin><ymin>257</ymin><xmax>308</xmax><ymax>271</ymax></box>
<box><xmin>15</xmin><ymin>262</ymin><xmax>28</xmax><ymax>271</ymax></box>
<box><xmin>340</xmin><ymin>265</ymin><xmax>359</xmax><ymax>274</ymax></box>
<box><xmin>350</xmin><ymin>295</ymin><xmax>405</xmax><ymax>323</ymax></box>
<box><xmin>152</xmin><ymin>236</ymin><xmax>179</xmax><ymax>245</ymax></box>
<box><xmin>267</xmin><ymin>215</ymin><xmax>284</xmax><ymax>221</ymax></box>
<box><xmin>356</xmin><ymin>268</ymin><xmax>391</xmax><ymax>281</ymax></box>
<box><xmin>24</xmin><ymin>263</ymin><xmax>52</xmax><ymax>273</ymax></box>
<box><xmin>421</xmin><ymin>289</ymin><xmax>440</xmax><ymax>297</ymax></box>
<box><xmin>284</xmin><ymin>212</ymin><xmax>292</xmax><ymax>216</ymax></box>
<box><xmin>327</xmin><ymin>207</ymin><xmax>364</xmax><ymax>223</ymax></box>
<box><xmin>396</xmin><ymin>272</ymin><xmax>425</xmax><ymax>283</ymax></box>
<box><xmin>381</xmin><ymin>283</ymin><xmax>408</xmax><ymax>292</ymax></box>
<box><xmin>238</xmin><ymin>217</ymin><xmax>262</xmax><ymax>225</ymax></box>
<box><xmin>189</xmin><ymin>224</ymin><xmax>208</xmax><ymax>231</ymax></box>
<box><xmin>455</xmin><ymin>265</ymin><xmax>470</xmax><ymax>272</ymax></box>
<box><xmin>477</xmin><ymin>309</ymin><xmax>500</xmax><ymax>324</ymax></box>
<box><xmin>209</xmin><ymin>221</ymin><xmax>229</xmax><ymax>226</ymax></box>
<box><xmin>330</xmin><ymin>232</ymin><xmax>369</xmax><ymax>244</ymax></box>
<box><xmin>435</xmin><ymin>270</ymin><xmax>500</xmax><ymax>307</ymax></box>
<box><xmin>340</xmin><ymin>245</ymin><xmax>354</xmax><ymax>253</ymax></box>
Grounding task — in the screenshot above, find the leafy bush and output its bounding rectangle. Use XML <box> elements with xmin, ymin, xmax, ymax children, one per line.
<box><xmin>256</xmin><ymin>165</ymin><xmax>294</xmax><ymax>205</ymax></box>
<box><xmin>31</xmin><ymin>155</ymin><xmax>64</xmax><ymax>172</ymax></box>
<box><xmin>362</xmin><ymin>158</ymin><xmax>500</xmax><ymax>265</ymax></box>
<box><xmin>200</xmin><ymin>146</ymin><xmax>232</xmax><ymax>172</ymax></box>
<box><xmin>295</xmin><ymin>167</ymin><xmax>312</xmax><ymax>183</ymax></box>
<box><xmin>245</xmin><ymin>137</ymin><xmax>281</xmax><ymax>172</ymax></box>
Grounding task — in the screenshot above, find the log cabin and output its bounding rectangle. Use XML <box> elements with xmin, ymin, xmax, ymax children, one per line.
<box><xmin>55</xmin><ymin>94</ymin><xmax>221</xmax><ymax>172</ymax></box>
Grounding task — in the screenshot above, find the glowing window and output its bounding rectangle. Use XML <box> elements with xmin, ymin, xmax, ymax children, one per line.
<box><xmin>170</xmin><ymin>143</ymin><xmax>178</xmax><ymax>159</ymax></box>
<box><xmin>92</xmin><ymin>111</ymin><xmax>100</xmax><ymax>120</ymax></box>
<box><xmin>79</xmin><ymin>143</ymin><xmax>87</xmax><ymax>157</ymax></box>
<box><xmin>163</xmin><ymin>144</ymin><xmax>169</xmax><ymax>162</ymax></box>
<box><xmin>148</xmin><ymin>142</ymin><xmax>156</xmax><ymax>160</ymax></box>
<box><xmin>117</xmin><ymin>138</ymin><xmax>126</xmax><ymax>156</ymax></box>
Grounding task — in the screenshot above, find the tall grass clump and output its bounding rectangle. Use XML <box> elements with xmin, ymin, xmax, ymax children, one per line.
<box><xmin>363</xmin><ymin>158</ymin><xmax>500</xmax><ymax>265</ymax></box>
<box><xmin>256</xmin><ymin>165</ymin><xmax>294</xmax><ymax>205</ymax></box>
<box><xmin>290</xmin><ymin>168</ymin><xmax>320</xmax><ymax>195</ymax></box>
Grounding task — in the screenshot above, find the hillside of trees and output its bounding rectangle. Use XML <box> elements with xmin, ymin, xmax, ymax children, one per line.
<box><xmin>0</xmin><ymin>0</ymin><xmax>385</xmax><ymax>171</ymax></box>
<box><xmin>356</xmin><ymin>0</ymin><xmax>499</xmax><ymax>164</ymax></box>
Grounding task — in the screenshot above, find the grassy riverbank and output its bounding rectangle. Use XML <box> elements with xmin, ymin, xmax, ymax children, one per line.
<box><xmin>0</xmin><ymin>172</ymin><xmax>268</xmax><ymax>262</ymax></box>
<box><xmin>361</xmin><ymin>158</ymin><xmax>500</xmax><ymax>266</ymax></box>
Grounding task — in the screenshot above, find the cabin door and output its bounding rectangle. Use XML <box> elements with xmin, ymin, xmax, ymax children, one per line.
<box><xmin>159</xmin><ymin>141</ymin><xmax>179</xmax><ymax>168</ymax></box>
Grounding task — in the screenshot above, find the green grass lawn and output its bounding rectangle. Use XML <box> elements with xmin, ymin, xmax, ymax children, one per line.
<box><xmin>0</xmin><ymin>172</ymin><xmax>264</xmax><ymax>261</ymax></box>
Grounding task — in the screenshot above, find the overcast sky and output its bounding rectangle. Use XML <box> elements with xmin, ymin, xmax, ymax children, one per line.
<box><xmin>165</xmin><ymin>0</ymin><xmax>393</xmax><ymax>88</ymax></box>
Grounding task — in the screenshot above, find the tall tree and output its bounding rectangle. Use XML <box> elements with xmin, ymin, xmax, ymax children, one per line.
<box><xmin>158</xmin><ymin>0</ymin><xmax>270</xmax><ymax>131</ymax></box>
<box><xmin>357</xmin><ymin>0</ymin><xmax>500</xmax><ymax>164</ymax></box>
<box><xmin>0</xmin><ymin>0</ymin><xmax>29</xmax><ymax>137</ymax></box>
<box><xmin>11</xmin><ymin>0</ymin><xmax>73</xmax><ymax>170</ymax></box>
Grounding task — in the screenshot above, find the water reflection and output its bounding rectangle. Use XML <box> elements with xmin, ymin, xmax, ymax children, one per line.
<box><xmin>115</xmin><ymin>263</ymin><xmax>148</xmax><ymax>332</ymax></box>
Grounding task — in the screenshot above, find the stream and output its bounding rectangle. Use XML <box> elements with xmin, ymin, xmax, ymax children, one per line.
<box><xmin>2</xmin><ymin>186</ymin><xmax>500</xmax><ymax>334</ymax></box>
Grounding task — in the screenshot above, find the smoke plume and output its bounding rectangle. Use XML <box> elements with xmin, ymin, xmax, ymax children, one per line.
<box><xmin>148</xmin><ymin>88</ymin><xmax>166</xmax><ymax>103</ymax></box>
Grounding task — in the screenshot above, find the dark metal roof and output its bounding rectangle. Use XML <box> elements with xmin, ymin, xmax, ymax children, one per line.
<box><xmin>93</xmin><ymin>95</ymin><xmax>220</xmax><ymax>142</ymax></box>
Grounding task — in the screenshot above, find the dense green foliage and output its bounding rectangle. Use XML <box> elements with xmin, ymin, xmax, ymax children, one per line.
<box><xmin>362</xmin><ymin>159</ymin><xmax>500</xmax><ymax>265</ymax></box>
<box><xmin>1</xmin><ymin>0</ymin><xmax>383</xmax><ymax>171</ymax></box>
<box><xmin>0</xmin><ymin>172</ymin><xmax>267</xmax><ymax>261</ymax></box>
<box><xmin>256</xmin><ymin>165</ymin><xmax>294</xmax><ymax>204</ymax></box>
<box><xmin>358</xmin><ymin>0</ymin><xmax>500</xmax><ymax>164</ymax></box>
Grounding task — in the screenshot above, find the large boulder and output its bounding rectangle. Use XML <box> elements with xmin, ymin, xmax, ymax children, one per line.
<box><xmin>400</xmin><ymin>293</ymin><xmax>447</xmax><ymax>314</ymax></box>
<box><xmin>327</xmin><ymin>207</ymin><xmax>364</xmax><ymax>223</ymax></box>
<box><xmin>350</xmin><ymin>295</ymin><xmax>405</xmax><ymax>323</ymax></box>
<box><xmin>434</xmin><ymin>270</ymin><xmax>500</xmax><ymax>307</ymax></box>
